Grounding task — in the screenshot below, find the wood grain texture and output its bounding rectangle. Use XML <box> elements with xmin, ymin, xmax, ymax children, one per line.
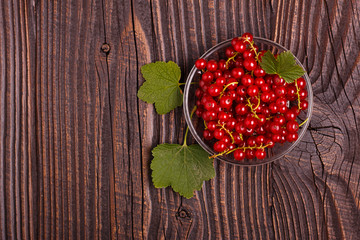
<box><xmin>0</xmin><ymin>0</ymin><xmax>359</xmax><ymax>239</ymax></box>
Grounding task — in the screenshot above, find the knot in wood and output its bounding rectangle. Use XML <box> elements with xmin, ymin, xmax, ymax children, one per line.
<box><xmin>101</xmin><ymin>43</ymin><xmax>110</xmax><ymax>54</ymax></box>
<box><xmin>176</xmin><ymin>207</ymin><xmax>191</xmax><ymax>220</ymax></box>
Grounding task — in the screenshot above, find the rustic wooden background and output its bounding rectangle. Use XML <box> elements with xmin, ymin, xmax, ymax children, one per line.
<box><xmin>0</xmin><ymin>0</ymin><xmax>359</xmax><ymax>239</ymax></box>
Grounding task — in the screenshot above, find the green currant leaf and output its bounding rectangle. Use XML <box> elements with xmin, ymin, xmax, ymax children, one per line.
<box><xmin>278</xmin><ymin>65</ymin><xmax>306</xmax><ymax>84</ymax></box>
<box><xmin>151</xmin><ymin>143</ymin><xmax>215</xmax><ymax>199</ymax></box>
<box><xmin>259</xmin><ymin>50</ymin><xmax>306</xmax><ymax>83</ymax></box>
<box><xmin>259</xmin><ymin>51</ymin><xmax>278</xmax><ymax>74</ymax></box>
<box><xmin>138</xmin><ymin>61</ymin><xmax>183</xmax><ymax>114</ymax></box>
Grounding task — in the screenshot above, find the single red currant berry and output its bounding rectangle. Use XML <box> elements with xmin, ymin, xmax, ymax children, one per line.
<box><xmin>272</xmin><ymin>134</ymin><xmax>281</xmax><ymax>143</ymax></box>
<box><xmin>227</xmin><ymin>90</ymin><xmax>237</xmax><ymax>100</ymax></box>
<box><xmin>270</xmin><ymin>122</ymin><xmax>281</xmax><ymax>134</ymax></box>
<box><xmin>269</xmin><ymin>103</ymin><xmax>279</xmax><ymax>114</ymax></box>
<box><xmin>286</xmin><ymin>85</ymin><xmax>297</xmax><ymax>101</ymax></box>
<box><xmin>236</xmin><ymin>85</ymin><xmax>247</xmax><ymax>96</ymax></box>
<box><xmin>195</xmin><ymin>88</ymin><xmax>203</xmax><ymax>98</ymax></box>
<box><xmin>291</xmin><ymin>106</ymin><xmax>301</xmax><ymax>116</ymax></box>
<box><xmin>207</xmin><ymin>110</ymin><xmax>218</xmax><ymax>121</ymax></box>
<box><xmin>231</xmin><ymin>67</ymin><xmax>245</xmax><ymax>79</ymax></box>
<box><xmin>218</xmin><ymin>111</ymin><xmax>230</xmax><ymax>122</ymax></box>
<box><xmin>196</xmin><ymin>100</ymin><xmax>201</xmax><ymax>107</ymax></box>
<box><xmin>247</xmin><ymin>85</ymin><xmax>259</xmax><ymax>97</ymax></box>
<box><xmin>265</xmin><ymin>75</ymin><xmax>273</xmax><ymax>85</ymax></box>
<box><xmin>214</xmin><ymin>128</ymin><xmax>225</xmax><ymax>140</ymax></box>
<box><xmin>206</xmin><ymin>60</ymin><xmax>218</xmax><ymax>72</ymax></box>
<box><xmin>255</xmin><ymin>149</ymin><xmax>266</xmax><ymax>159</ymax></box>
<box><xmin>260</xmin><ymin>92</ymin><xmax>270</xmax><ymax>103</ymax></box>
<box><xmin>243</xmin><ymin>49</ymin><xmax>254</xmax><ymax>59</ymax></box>
<box><xmin>216</xmin><ymin>77</ymin><xmax>226</xmax><ymax>86</ymax></box>
<box><xmin>218</xmin><ymin>59</ymin><xmax>227</xmax><ymax>71</ymax></box>
<box><xmin>273</xmin><ymin>114</ymin><xmax>286</xmax><ymax>125</ymax></box>
<box><xmin>284</xmin><ymin>110</ymin><xmax>297</xmax><ymax>121</ymax></box>
<box><xmin>262</xmin><ymin>106</ymin><xmax>271</xmax><ymax>116</ymax></box>
<box><xmin>195</xmin><ymin>58</ymin><xmax>207</xmax><ymax>70</ymax></box>
<box><xmin>231</xmin><ymin>37</ymin><xmax>240</xmax><ymax>46</ymax></box>
<box><xmin>300</xmin><ymin>100</ymin><xmax>308</xmax><ymax>110</ymax></box>
<box><xmin>243</xmin><ymin>57</ymin><xmax>257</xmax><ymax>71</ymax></box>
<box><xmin>255</xmin><ymin>77</ymin><xmax>265</xmax><ymax>87</ymax></box>
<box><xmin>255</xmin><ymin>135</ymin><xmax>266</xmax><ymax>145</ymax></box>
<box><xmin>261</xmin><ymin>83</ymin><xmax>270</xmax><ymax>93</ymax></box>
<box><xmin>225</xmin><ymin>47</ymin><xmax>236</xmax><ymax>58</ymax></box>
<box><xmin>242</xmin><ymin>32</ymin><xmax>253</xmax><ymax>42</ymax></box>
<box><xmin>235</xmin><ymin>103</ymin><xmax>249</xmax><ymax>115</ymax></box>
<box><xmin>195</xmin><ymin>108</ymin><xmax>204</xmax><ymax>117</ymax></box>
<box><xmin>245</xmin><ymin>149</ymin><xmax>255</xmax><ymax>159</ymax></box>
<box><xmin>234</xmin><ymin>149</ymin><xmax>246</xmax><ymax>161</ymax></box>
<box><xmin>233</xmin><ymin>41</ymin><xmax>247</xmax><ymax>53</ymax></box>
<box><xmin>213</xmin><ymin>70</ymin><xmax>223</xmax><ymax>78</ymax></box>
<box><xmin>203</xmin><ymin>129</ymin><xmax>213</xmax><ymax>140</ymax></box>
<box><xmin>286</xmin><ymin>120</ymin><xmax>299</xmax><ymax>133</ymax></box>
<box><xmin>207</xmin><ymin>121</ymin><xmax>217</xmax><ymax>131</ymax></box>
<box><xmin>273</xmin><ymin>75</ymin><xmax>285</xmax><ymax>86</ymax></box>
<box><xmin>269</xmin><ymin>91</ymin><xmax>277</xmax><ymax>102</ymax></box>
<box><xmin>276</xmin><ymin>97</ymin><xmax>287</xmax><ymax>107</ymax></box>
<box><xmin>204</xmin><ymin>99</ymin><xmax>217</xmax><ymax>111</ymax></box>
<box><xmin>256</xmin><ymin>126</ymin><xmax>266</xmax><ymax>135</ymax></box>
<box><xmin>244</xmin><ymin>116</ymin><xmax>258</xmax><ymax>129</ymax></box>
<box><xmin>275</xmin><ymin>86</ymin><xmax>286</xmax><ymax>97</ymax></box>
<box><xmin>295</xmin><ymin>77</ymin><xmax>306</xmax><ymax>89</ymax></box>
<box><xmin>235</xmin><ymin>122</ymin><xmax>246</xmax><ymax>134</ymax></box>
<box><xmin>241</xmin><ymin>74</ymin><xmax>254</xmax><ymax>86</ymax></box>
<box><xmin>279</xmin><ymin>135</ymin><xmax>286</xmax><ymax>144</ymax></box>
<box><xmin>213</xmin><ymin>141</ymin><xmax>227</xmax><ymax>152</ymax></box>
<box><xmin>247</xmin><ymin>136</ymin><xmax>257</xmax><ymax>147</ymax></box>
<box><xmin>286</xmin><ymin>132</ymin><xmax>298</xmax><ymax>142</ymax></box>
<box><xmin>234</xmin><ymin>57</ymin><xmax>244</xmax><ymax>68</ymax></box>
<box><xmin>207</xmin><ymin>84</ymin><xmax>222</xmax><ymax>97</ymax></box>
<box><xmin>226</xmin><ymin>118</ymin><xmax>237</xmax><ymax>130</ymax></box>
<box><xmin>278</xmin><ymin>106</ymin><xmax>287</xmax><ymax>114</ymax></box>
<box><xmin>228</xmin><ymin>143</ymin><xmax>236</xmax><ymax>151</ymax></box>
<box><xmin>298</xmin><ymin>89</ymin><xmax>308</xmax><ymax>100</ymax></box>
<box><xmin>265</xmin><ymin>139</ymin><xmax>275</xmax><ymax>148</ymax></box>
<box><xmin>202</xmin><ymin>71</ymin><xmax>214</xmax><ymax>82</ymax></box>
<box><xmin>254</xmin><ymin>67</ymin><xmax>266</xmax><ymax>77</ymax></box>
<box><xmin>222</xmin><ymin>135</ymin><xmax>231</xmax><ymax>145</ymax></box>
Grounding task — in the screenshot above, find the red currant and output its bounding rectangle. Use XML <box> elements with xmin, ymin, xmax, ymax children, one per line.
<box><xmin>213</xmin><ymin>141</ymin><xmax>227</xmax><ymax>152</ymax></box>
<box><xmin>243</xmin><ymin>57</ymin><xmax>257</xmax><ymax>71</ymax></box>
<box><xmin>195</xmin><ymin>58</ymin><xmax>207</xmax><ymax>70</ymax></box>
<box><xmin>207</xmin><ymin>60</ymin><xmax>218</xmax><ymax>72</ymax></box>
<box><xmin>234</xmin><ymin>149</ymin><xmax>246</xmax><ymax>161</ymax></box>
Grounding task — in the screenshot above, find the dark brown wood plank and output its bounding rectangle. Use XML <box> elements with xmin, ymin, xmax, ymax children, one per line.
<box><xmin>0</xmin><ymin>0</ymin><xmax>359</xmax><ymax>239</ymax></box>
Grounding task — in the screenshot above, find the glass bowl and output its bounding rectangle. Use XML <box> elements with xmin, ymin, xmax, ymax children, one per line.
<box><xmin>183</xmin><ymin>37</ymin><xmax>313</xmax><ymax>166</ymax></box>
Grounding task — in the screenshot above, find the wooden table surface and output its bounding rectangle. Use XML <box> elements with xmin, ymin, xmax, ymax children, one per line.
<box><xmin>1</xmin><ymin>0</ymin><xmax>360</xmax><ymax>239</ymax></box>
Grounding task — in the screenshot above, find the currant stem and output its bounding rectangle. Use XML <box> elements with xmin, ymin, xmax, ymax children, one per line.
<box><xmin>219</xmin><ymin>82</ymin><xmax>238</xmax><ymax>98</ymax></box>
<box><xmin>246</xmin><ymin>98</ymin><xmax>261</xmax><ymax>120</ymax></box>
<box><xmin>183</xmin><ymin>106</ymin><xmax>197</xmax><ymax>146</ymax></box>
<box><xmin>226</xmin><ymin>52</ymin><xmax>239</xmax><ymax>68</ymax></box>
<box><xmin>216</xmin><ymin>122</ymin><xmax>235</xmax><ymax>144</ymax></box>
<box><xmin>295</xmin><ymin>79</ymin><xmax>302</xmax><ymax>109</ymax></box>
<box><xmin>243</xmin><ymin>38</ymin><xmax>260</xmax><ymax>60</ymax></box>
<box><xmin>299</xmin><ymin>117</ymin><xmax>309</xmax><ymax>127</ymax></box>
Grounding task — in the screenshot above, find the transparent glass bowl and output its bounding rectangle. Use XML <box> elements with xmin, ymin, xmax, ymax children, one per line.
<box><xmin>183</xmin><ymin>37</ymin><xmax>313</xmax><ymax>166</ymax></box>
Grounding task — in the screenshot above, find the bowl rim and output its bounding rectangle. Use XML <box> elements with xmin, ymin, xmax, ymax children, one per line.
<box><xmin>183</xmin><ymin>37</ymin><xmax>313</xmax><ymax>166</ymax></box>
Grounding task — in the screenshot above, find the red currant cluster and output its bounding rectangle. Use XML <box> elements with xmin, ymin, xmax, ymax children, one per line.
<box><xmin>194</xmin><ymin>33</ymin><xmax>308</xmax><ymax>161</ymax></box>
